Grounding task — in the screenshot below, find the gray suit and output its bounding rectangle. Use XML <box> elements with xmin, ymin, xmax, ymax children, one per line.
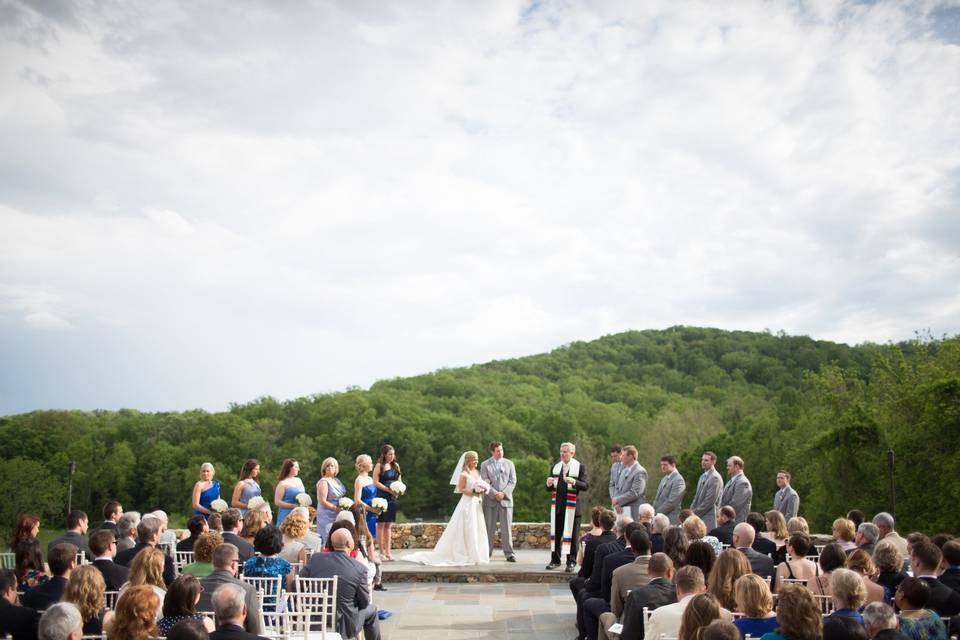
<box><xmin>653</xmin><ymin>470</ymin><xmax>685</xmax><ymax>524</ymax></box>
<box><xmin>300</xmin><ymin>551</ymin><xmax>380</xmax><ymax>640</ymax></box>
<box><xmin>612</xmin><ymin>463</ymin><xmax>647</xmax><ymax>519</ymax></box>
<box><xmin>480</xmin><ymin>456</ymin><xmax>517</xmax><ymax>558</ymax></box>
<box><xmin>609</xmin><ymin>461</ymin><xmax>623</xmax><ymax>502</ymax></box>
<box><xmin>690</xmin><ymin>468</ymin><xmax>724</xmax><ymax>530</ymax></box>
<box><xmin>198</xmin><ymin>570</ymin><xmax>264</xmax><ymax>635</ymax></box>
<box><xmin>773</xmin><ymin>486</ymin><xmax>799</xmax><ymax>520</ymax></box>
<box><xmin>721</xmin><ymin>473</ymin><xmax>753</xmax><ymax>523</ymax></box>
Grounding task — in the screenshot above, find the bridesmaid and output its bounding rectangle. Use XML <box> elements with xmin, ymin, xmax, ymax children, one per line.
<box><xmin>315</xmin><ymin>457</ymin><xmax>346</xmax><ymax>543</ymax></box>
<box><xmin>191</xmin><ymin>463</ymin><xmax>220</xmax><ymax>519</ymax></box>
<box><xmin>372</xmin><ymin>444</ymin><xmax>400</xmax><ymax>561</ymax></box>
<box><xmin>274</xmin><ymin>458</ymin><xmax>304</xmax><ymax>526</ymax></box>
<box><xmin>231</xmin><ymin>459</ymin><xmax>262</xmax><ymax>515</ymax></box>
<box><xmin>354</xmin><ymin>455</ymin><xmax>379</xmax><ymax>546</ymax></box>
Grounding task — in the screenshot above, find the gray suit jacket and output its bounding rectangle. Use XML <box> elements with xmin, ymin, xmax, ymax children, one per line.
<box><xmin>480</xmin><ymin>457</ymin><xmax>517</xmax><ymax>508</ymax></box>
<box><xmin>721</xmin><ymin>473</ymin><xmax>753</xmax><ymax>523</ymax></box>
<box><xmin>198</xmin><ymin>570</ymin><xmax>264</xmax><ymax>635</ymax></box>
<box><xmin>612</xmin><ymin>463</ymin><xmax>647</xmax><ymax>513</ymax></box>
<box><xmin>609</xmin><ymin>461</ymin><xmax>623</xmax><ymax>500</ymax></box>
<box><xmin>774</xmin><ymin>486</ymin><xmax>799</xmax><ymax>520</ymax></box>
<box><xmin>653</xmin><ymin>470</ymin><xmax>686</xmax><ymax>524</ymax></box>
<box><xmin>690</xmin><ymin>468</ymin><xmax>723</xmax><ymax>530</ymax></box>
<box><xmin>300</xmin><ymin>551</ymin><xmax>371</xmax><ymax>639</ymax></box>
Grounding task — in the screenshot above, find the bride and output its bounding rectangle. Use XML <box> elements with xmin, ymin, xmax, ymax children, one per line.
<box><xmin>406</xmin><ymin>451</ymin><xmax>490</xmax><ymax>566</ymax></box>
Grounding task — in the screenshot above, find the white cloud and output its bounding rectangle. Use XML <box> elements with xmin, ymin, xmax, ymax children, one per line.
<box><xmin>0</xmin><ymin>0</ymin><xmax>958</xmax><ymax>413</ymax></box>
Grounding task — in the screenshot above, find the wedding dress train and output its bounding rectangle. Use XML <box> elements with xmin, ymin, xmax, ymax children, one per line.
<box><xmin>406</xmin><ymin>473</ymin><xmax>490</xmax><ymax>566</ymax></box>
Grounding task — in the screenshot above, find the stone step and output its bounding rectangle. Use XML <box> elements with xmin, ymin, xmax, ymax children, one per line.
<box><xmin>380</xmin><ymin>549</ymin><xmax>575</xmax><ymax>584</ymax></box>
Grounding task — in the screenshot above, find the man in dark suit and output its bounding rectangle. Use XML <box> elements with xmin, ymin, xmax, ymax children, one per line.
<box><xmin>939</xmin><ymin>540</ymin><xmax>960</xmax><ymax>593</ymax></box>
<box><xmin>570</xmin><ymin>509</ymin><xmax>616</xmax><ymax>598</ymax></box>
<box><xmin>911</xmin><ymin>541</ymin><xmax>960</xmax><ymax>616</ymax></box>
<box><xmin>709</xmin><ymin>506</ymin><xmax>737</xmax><ymax>546</ymax></box>
<box><xmin>114</xmin><ymin>518</ymin><xmax>175</xmax><ymax>586</ymax></box>
<box><xmin>300</xmin><ymin>529</ymin><xmax>380</xmax><ymax>640</ymax></box>
<box><xmin>199</xmin><ymin>544</ymin><xmax>264</xmax><ymax>636</ymax></box>
<box><xmin>96</xmin><ymin>501</ymin><xmax>123</xmax><ymax>539</ymax></box>
<box><xmin>177</xmin><ymin>515</ymin><xmax>209</xmax><ymax>552</ymax></box>
<box><xmin>618</xmin><ymin>553</ymin><xmax>678</xmax><ymax>640</ymax></box>
<box><xmin>0</xmin><ymin>569</ymin><xmax>40</xmax><ymax>640</ymax></box>
<box><xmin>746</xmin><ymin>512</ymin><xmax>778</xmax><ymax>558</ymax></box>
<box><xmin>733</xmin><ymin>523</ymin><xmax>775</xmax><ymax>578</ymax></box>
<box><xmin>22</xmin><ymin>543</ymin><xmax>75</xmax><ymax>610</ymax></box>
<box><xmin>545</xmin><ymin>442</ymin><xmax>590</xmax><ymax>572</ymax></box>
<box><xmin>47</xmin><ymin>510</ymin><xmax>90</xmax><ymax>559</ymax></box>
<box><xmin>583</xmin><ymin>528</ymin><xmax>652</xmax><ymax>640</ymax></box>
<box><xmin>575</xmin><ymin>521</ymin><xmax>639</xmax><ymax>640</ymax></box>
<box><xmin>208</xmin><ymin>583</ymin><xmax>266</xmax><ymax>640</ymax></box>
<box><xmin>220</xmin><ymin>510</ymin><xmax>255</xmax><ymax>562</ymax></box>
<box><xmin>88</xmin><ymin>529</ymin><xmax>128</xmax><ymax>591</ymax></box>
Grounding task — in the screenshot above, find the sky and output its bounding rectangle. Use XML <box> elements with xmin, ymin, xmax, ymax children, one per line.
<box><xmin>1</xmin><ymin>0</ymin><xmax>959</xmax><ymax>415</ymax></box>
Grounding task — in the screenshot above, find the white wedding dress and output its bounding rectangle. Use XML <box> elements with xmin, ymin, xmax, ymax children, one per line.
<box><xmin>406</xmin><ymin>472</ymin><xmax>490</xmax><ymax>566</ymax></box>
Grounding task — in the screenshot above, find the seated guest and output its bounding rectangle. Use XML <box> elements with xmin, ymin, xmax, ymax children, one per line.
<box><xmin>862</xmin><ymin>602</ymin><xmax>910</xmax><ymax>640</ymax></box>
<box><xmin>827</xmin><ymin>568</ymin><xmax>867</xmax><ymax>624</ymax></box>
<box><xmin>62</xmin><ymin>565</ymin><xmax>113</xmax><ymax>635</ymax></box>
<box><xmin>810</xmin><ymin>543</ymin><xmax>848</xmax><ymax>597</ymax></box>
<box><xmin>909</xmin><ymin>540</ymin><xmax>960</xmax><ymax>617</ymax></box>
<box><xmin>616</xmin><ymin>553</ymin><xmax>677</xmax><ymax>640</ymax></box>
<box><xmin>733</xmin><ymin>574</ymin><xmax>778</xmax><ymax>638</ymax></box>
<box><xmin>23</xmin><ymin>543</ymin><xmax>76</xmax><ymax>610</ymax></box>
<box><xmin>845</xmin><ymin>550</ymin><xmax>887</xmax><ymax>604</ymax></box>
<box><xmin>775</xmin><ymin>533</ymin><xmax>819</xmax><ymax>592</ymax></box>
<box><xmin>647</xmin><ymin>566</ymin><xmax>733</xmax><ymax>640</ymax></box>
<box><xmin>856</xmin><ymin>523</ymin><xmax>880</xmax><ymax>556</ymax></box>
<box><xmin>709</xmin><ymin>507</ymin><xmax>737</xmax><ymax>546</ymax></box>
<box><xmin>576</xmin><ymin>507</ymin><xmax>615</xmax><ymax>585</ymax></box>
<box><xmin>47</xmin><ymin>511</ymin><xmax>91</xmax><ymax>559</ymax></box>
<box><xmin>238</xmin><ymin>511</ymin><xmax>265</xmax><ymax>546</ymax></box>
<box><xmin>288</xmin><ymin>507</ymin><xmax>323</xmax><ymax>552</ymax></box>
<box><xmin>704</xmin><ymin>620</ymin><xmax>741</xmax><ymax>640</ymax></box>
<box><xmin>0</xmin><ymin>568</ymin><xmax>40</xmax><ymax>640</ymax></box>
<box><xmin>760</xmin><ymin>583</ymin><xmax>822</xmax><ymax>640</ymax></box>
<box><xmin>872</xmin><ymin>513</ymin><xmax>908</xmax><ymax>558</ymax></box>
<box><xmin>939</xmin><ymin>540</ymin><xmax>960</xmax><ymax>592</ymax></box>
<box><xmin>97</xmin><ymin>501</ymin><xmax>123</xmax><ymax>538</ymax></box>
<box><xmin>278</xmin><ymin>512</ymin><xmax>310</xmax><ymax>565</ymax></box>
<box><xmin>763</xmin><ymin>510</ymin><xmax>789</xmax><ymax>551</ymax></box>
<box><xmin>679</xmin><ymin>593</ymin><xmax>724</xmax><ymax>640</ymax></box>
<box><xmin>651</xmin><ymin>514</ymin><xmax>670</xmax><ymax>553</ymax></box>
<box><xmin>14</xmin><ymin>537</ymin><xmax>48</xmax><ymax>590</ymax></box>
<box><xmin>182</xmin><ymin>532</ymin><xmax>224</xmax><ymax>578</ymax></box>
<box><xmin>684</xmin><ymin>515</ymin><xmax>723</xmax><ymax>556</ymax></box>
<box><xmin>146</xmin><ymin>511</ymin><xmax>177</xmax><ymax>557</ymax></box>
<box><xmin>243</xmin><ymin>525</ymin><xmax>294</xmax><ymax>592</ymax></box>
<box><xmin>733</xmin><ymin>522</ymin><xmax>775</xmax><ymax>578</ymax></box>
<box><xmin>576</xmin><ymin>516</ymin><xmax>633</xmax><ymax>607</ymax></box>
<box><xmin>37</xmin><ymin>602</ymin><xmax>83</xmax><ymax>640</ymax></box>
<box><xmin>709</xmin><ymin>548</ymin><xmax>751</xmax><ymax>612</ymax></box>
<box><xmin>177</xmin><ymin>516</ymin><xmax>209</xmax><ymax>552</ymax></box>
<box><xmin>787</xmin><ymin>516</ymin><xmax>810</xmax><ymax>536</ymax></box>
<box><xmin>198</xmin><ymin>544</ymin><xmax>263</xmax><ymax>636</ymax></box>
<box><xmin>685</xmin><ymin>541</ymin><xmax>717</xmax><ymax>581</ymax></box>
<box><xmin>168</xmin><ymin>618</ymin><xmax>211</xmax><ymax>640</ymax></box>
<box><xmin>9</xmin><ymin>514</ymin><xmax>41</xmax><ymax>552</ymax></box>
<box><xmin>207</xmin><ymin>513</ymin><xmax>223</xmax><ymax>533</ymax></box>
<box><xmin>664</xmin><ymin>526</ymin><xmax>689</xmax><ymax>569</ymax></box>
<box><xmin>111</xmin><ymin>584</ymin><xmax>160</xmax><ymax>640</ymax></box>
<box><xmin>115</xmin><ymin>518</ymin><xmax>176</xmax><ymax>586</ymax></box>
<box><xmin>895</xmin><ymin>578</ymin><xmax>948</xmax><ymax>640</ymax></box>
<box><xmin>636</xmin><ymin>503</ymin><xmax>655</xmax><ymax>534</ymax></box>
<box><xmin>89</xmin><ymin>528</ymin><xmax>128</xmax><ymax>591</ymax></box>
<box><xmin>833</xmin><ymin>519</ymin><xmax>859</xmax><ymax>553</ymax></box>
<box><xmin>119</xmin><ymin>547</ymin><xmax>166</xmax><ymax>620</ymax></box>
<box><xmin>847</xmin><ymin>511</ymin><xmax>865</xmax><ymax>531</ymax></box>
<box><xmin>679</xmin><ymin>509</ymin><xmax>694</xmax><ymax>525</ymax></box>
<box><xmin>583</xmin><ymin>528</ymin><xmax>652</xmax><ymax>640</ymax></box>
<box><xmin>208</xmin><ymin>583</ymin><xmax>262</xmax><ymax>640</ymax></box>
<box><xmin>577</xmin><ymin>521</ymin><xmax>640</xmax><ymax>640</ymax></box>
<box><xmin>747</xmin><ymin>513</ymin><xmax>778</xmax><ymax>561</ymax></box>
<box><xmin>158</xmin><ymin>575</ymin><xmax>215</xmax><ymax>635</ymax></box>
<box><xmin>220</xmin><ymin>510</ymin><xmax>254</xmax><ymax>563</ymax></box>
<box><xmin>873</xmin><ymin>542</ymin><xmax>907</xmax><ymax>596</ymax></box>
<box><xmin>823</xmin><ymin>616</ymin><xmax>869</xmax><ymax>640</ymax></box>
<box><xmin>116</xmin><ymin>511</ymin><xmax>140</xmax><ymax>552</ymax></box>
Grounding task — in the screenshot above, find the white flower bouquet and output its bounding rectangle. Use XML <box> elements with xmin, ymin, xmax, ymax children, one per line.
<box><xmin>210</xmin><ymin>499</ymin><xmax>229</xmax><ymax>513</ymax></box>
<box><xmin>389</xmin><ymin>480</ymin><xmax>406</xmax><ymax>497</ymax></box>
<box><xmin>246</xmin><ymin>496</ymin><xmax>267</xmax><ymax>511</ymax></box>
<box><xmin>295</xmin><ymin>492</ymin><xmax>312</xmax><ymax>507</ymax></box>
<box><xmin>473</xmin><ymin>479</ymin><xmax>491</xmax><ymax>496</ymax></box>
<box><xmin>370</xmin><ymin>497</ymin><xmax>389</xmax><ymax>513</ymax></box>
<box><xmin>338</xmin><ymin>497</ymin><xmax>354</xmax><ymax>511</ymax></box>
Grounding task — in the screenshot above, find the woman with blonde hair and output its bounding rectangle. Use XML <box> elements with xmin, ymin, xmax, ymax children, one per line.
<box><xmin>708</xmin><ymin>548</ymin><xmax>751</xmax><ymax>611</ymax></box>
<box><xmin>786</xmin><ymin>517</ymin><xmax>810</xmax><ymax>536</ymax></box>
<box><xmin>683</xmin><ymin>515</ymin><xmax>723</xmax><ymax>556</ymax></box>
<box><xmin>826</xmin><ymin>568</ymin><xmax>867</xmax><ymax>623</ymax></box>
<box><xmin>191</xmin><ymin>462</ymin><xmax>220</xmax><ymax>519</ymax></box>
<box><xmin>733</xmin><ymin>574</ymin><xmax>778</xmax><ymax>638</ymax></box>
<box><xmin>120</xmin><ymin>547</ymin><xmax>166</xmax><ymax>620</ymax></box>
<box><xmin>760</xmin><ymin>583</ymin><xmax>822</xmax><ymax>640</ymax></box>
<box><xmin>279</xmin><ymin>512</ymin><xmax>310</xmax><ymax>565</ymax></box>
<box><xmin>355</xmin><ymin>454</ymin><xmax>379</xmax><ymax>546</ymax></box>
<box><xmin>315</xmin><ymin>457</ymin><xmax>346</xmax><ymax>542</ymax></box>
<box><xmin>110</xmin><ymin>584</ymin><xmax>161</xmax><ymax>640</ymax></box>
<box><xmin>832</xmin><ymin>519</ymin><xmax>858</xmax><ymax>552</ymax></box>
<box><xmin>678</xmin><ymin>593</ymin><xmax>724</xmax><ymax>640</ymax></box>
<box><xmin>873</xmin><ymin>541</ymin><xmax>907</xmax><ymax>596</ymax></box>
<box><xmin>63</xmin><ymin>564</ymin><xmax>114</xmax><ymax>635</ymax></box>
<box><xmin>240</xmin><ymin>509</ymin><xmax>267</xmax><ymax>545</ymax></box>
<box><xmin>845</xmin><ymin>549</ymin><xmax>886</xmax><ymax>605</ymax></box>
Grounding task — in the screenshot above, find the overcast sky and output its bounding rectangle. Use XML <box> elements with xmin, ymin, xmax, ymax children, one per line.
<box><xmin>1</xmin><ymin>1</ymin><xmax>958</xmax><ymax>415</ymax></box>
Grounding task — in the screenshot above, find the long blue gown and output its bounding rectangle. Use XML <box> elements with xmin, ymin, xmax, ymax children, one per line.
<box><xmin>276</xmin><ymin>478</ymin><xmax>305</xmax><ymax>526</ymax></box>
<box><xmin>315</xmin><ymin>477</ymin><xmax>346</xmax><ymax>542</ymax></box>
<box><xmin>360</xmin><ymin>481</ymin><xmax>378</xmax><ymax>540</ymax></box>
<box><xmin>193</xmin><ymin>480</ymin><xmax>220</xmax><ymax>519</ymax></box>
<box><xmin>237</xmin><ymin>479</ymin><xmax>261</xmax><ymax>516</ymax></box>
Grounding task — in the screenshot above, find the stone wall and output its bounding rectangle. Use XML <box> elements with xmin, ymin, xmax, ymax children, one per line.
<box><xmin>393</xmin><ymin>522</ymin><xmax>584</xmax><ymax>549</ymax></box>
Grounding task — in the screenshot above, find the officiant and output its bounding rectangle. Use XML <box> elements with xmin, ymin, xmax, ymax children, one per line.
<box><xmin>545</xmin><ymin>442</ymin><xmax>589</xmax><ymax>572</ymax></box>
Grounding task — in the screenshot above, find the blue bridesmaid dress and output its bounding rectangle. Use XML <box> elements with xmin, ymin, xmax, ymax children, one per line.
<box><xmin>193</xmin><ymin>480</ymin><xmax>220</xmax><ymax>519</ymax></box>
<box><xmin>238</xmin><ymin>479</ymin><xmax>261</xmax><ymax>516</ymax></box>
<box><xmin>276</xmin><ymin>478</ymin><xmax>305</xmax><ymax>526</ymax></box>
<box><xmin>360</xmin><ymin>482</ymin><xmax>378</xmax><ymax>540</ymax></box>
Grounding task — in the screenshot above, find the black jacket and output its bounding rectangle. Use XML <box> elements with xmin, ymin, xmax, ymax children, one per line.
<box><xmin>92</xmin><ymin>558</ymin><xmax>129</xmax><ymax>591</ymax></box>
<box><xmin>579</xmin><ymin>531</ymin><xmax>616</xmax><ymax>579</ymax></box>
<box><xmin>0</xmin><ymin>599</ymin><xmax>40</xmax><ymax>640</ymax></box>
<box><xmin>209</xmin><ymin>623</ymin><xmax>267</xmax><ymax>640</ymax></box>
<box><xmin>583</xmin><ymin>538</ymin><xmax>627</xmax><ymax>597</ymax></box>
<box><xmin>918</xmin><ymin>576</ymin><xmax>960</xmax><ymax>616</ymax></box>
<box><xmin>738</xmin><ymin>546</ymin><xmax>775</xmax><ymax>578</ymax></box>
<box><xmin>620</xmin><ymin>577</ymin><xmax>678</xmax><ymax>640</ymax></box>
<box><xmin>21</xmin><ymin>575</ymin><xmax>68</xmax><ymax>611</ymax></box>
<box><xmin>709</xmin><ymin>522</ymin><xmax>735</xmax><ymax>545</ymax></box>
<box><xmin>115</xmin><ymin>542</ymin><xmax>176</xmax><ymax>586</ymax></box>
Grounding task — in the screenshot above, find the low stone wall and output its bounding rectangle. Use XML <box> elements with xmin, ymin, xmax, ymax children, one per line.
<box><xmin>392</xmin><ymin>522</ymin><xmax>584</xmax><ymax>549</ymax></box>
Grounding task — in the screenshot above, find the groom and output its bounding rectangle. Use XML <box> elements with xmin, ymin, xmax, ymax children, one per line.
<box><xmin>545</xmin><ymin>441</ymin><xmax>589</xmax><ymax>572</ymax></box>
<box><xmin>480</xmin><ymin>441</ymin><xmax>517</xmax><ymax>562</ymax></box>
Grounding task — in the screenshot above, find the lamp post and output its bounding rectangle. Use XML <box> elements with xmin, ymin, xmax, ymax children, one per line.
<box><xmin>887</xmin><ymin>449</ymin><xmax>895</xmax><ymax>520</ymax></box>
<box><xmin>67</xmin><ymin>461</ymin><xmax>76</xmax><ymax>515</ymax></box>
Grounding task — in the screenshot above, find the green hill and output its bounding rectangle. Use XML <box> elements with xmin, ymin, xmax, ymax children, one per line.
<box><xmin>1</xmin><ymin>326</ymin><xmax>957</xmax><ymax>534</ymax></box>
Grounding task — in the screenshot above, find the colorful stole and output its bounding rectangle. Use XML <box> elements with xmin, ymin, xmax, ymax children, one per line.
<box><xmin>549</xmin><ymin>458</ymin><xmax>581</xmax><ymax>556</ymax></box>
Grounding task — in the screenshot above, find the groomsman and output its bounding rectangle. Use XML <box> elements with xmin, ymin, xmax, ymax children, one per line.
<box><xmin>611</xmin><ymin>446</ymin><xmax>646</xmax><ymax>519</ymax></box>
<box><xmin>480</xmin><ymin>441</ymin><xmax>518</xmax><ymax>562</ymax></box>
<box><xmin>545</xmin><ymin>442</ymin><xmax>589</xmax><ymax>572</ymax></box>
<box><xmin>653</xmin><ymin>455</ymin><xmax>685</xmax><ymax>524</ymax></box>
<box><xmin>720</xmin><ymin>456</ymin><xmax>752</xmax><ymax>523</ymax></box>
<box><xmin>689</xmin><ymin>451</ymin><xmax>724</xmax><ymax>531</ymax></box>
<box><xmin>773</xmin><ymin>470</ymin><xmax>799</xmax><ymax>520</ymax></box>
<box><xmin>608</xmin><ymin>445</ymin><xmax>623</xmax><ymax>507</ymax></box>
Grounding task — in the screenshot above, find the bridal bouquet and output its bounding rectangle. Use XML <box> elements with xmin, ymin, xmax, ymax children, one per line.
<box><xmin>338</xmin><ymin>497</ymin><xmax>354</xmax><ymax>511</ymax></box>
<box><xmin>295</xmin><ymin>493</ymin><xmax>313</xmax><ymax>507</ymax></box>
<box><xmin>371</xmin><ymin>497</ymin><xmax>389</xmax><ymax>514</ymax></box>
<box><xmin>472</xmin><ymin>479</ymin><xmax>491</xmax><ymax>496</ymax></box>
<box><xmin>389</xmin><ymin>480</ymin><xmax>407</xmax><ymax>497</ymax></box>
<box><xmin>246</xmin><ymin>496</ymin><xmax>267</xmax><ymax>512</ymax></box>
<box><xmin>210</xmin><ymin>499</ymin><xmax>229</xmax><ymax>513</ymax></box>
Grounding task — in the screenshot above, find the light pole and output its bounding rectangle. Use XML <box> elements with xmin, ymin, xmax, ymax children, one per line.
<box><xmin>67</xmin><ymin>461</ymin><xmax>76</xmax><ymax>515</ymax></box>
<box><xmin>886</xmin><ymin>449</ymin><xmax>895</xmax><ymax>520</ymax></box>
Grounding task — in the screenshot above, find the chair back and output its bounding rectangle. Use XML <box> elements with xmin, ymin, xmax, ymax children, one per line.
<box><xmin>291</xmin><ymin>576</ymin><xmax>339</xmax><ymax>639</ymax></box>
<box><xmin>242</xmin><ymin>574</ymin><xmax>285</xmax><ymax>633</ymax></box>
<box><xmin>104</xmin><ymin>591</ymin><xmax>120</xmax><ymax>609</ymax></box>
<box><xmin>812</xmin><ymin>593</ymin><xmax>834</xmax><ymax>614</ymax></box>
<box><xmin>0</xmin><ymin>552</ymin><xmax>15</xmax><ymax>570</ymax></box>
<box><xmin>175</xmin><ymin>551</ymin><xmax>194</xmax><ymax>572</ymax></box>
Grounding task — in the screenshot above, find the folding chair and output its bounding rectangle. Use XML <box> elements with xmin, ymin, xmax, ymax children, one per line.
<box><xmin>812</xmin><ymin>594</ymin><xmax>834</xmax><ymax>614</ymax></box>
<box><xmin>0</xmin><ymin>552</ymin><xmax>15</xmax><ymax>570</ymax></box>
<box><xmin>242</xmin><ymin>574</ymin><xmax>286</xmax><ymax>634</ymax></box>
<box><xmin>175</xmin><ymin>551</ymin><xmax>194</xmax><ymax>573</ymax></box>
<box><xmin>104</xmin><ymin>591</ymin><xmax>120</xmax><ymax>609</ymax></box>
<box><xmin>291</xmin><ymin>576</ymin><xmax>341</xmax><ymax>640</ymax></box>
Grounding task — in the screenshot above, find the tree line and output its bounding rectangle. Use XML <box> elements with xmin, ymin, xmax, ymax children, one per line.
<box><xmin>1</xmin><ymin>326</ymin><xmax>956</xmax><ymax>536</ymax></box>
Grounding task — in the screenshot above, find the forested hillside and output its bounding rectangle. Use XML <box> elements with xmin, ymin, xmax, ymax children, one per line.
<box><xmin>2</xmin><ymin>327</ymin><xmax>957</xmax><ymax>534</ymax></box>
